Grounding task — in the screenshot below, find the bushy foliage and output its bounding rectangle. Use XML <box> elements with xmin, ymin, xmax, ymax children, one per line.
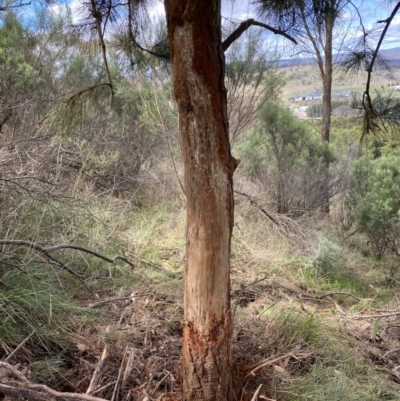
<box><xmin>315</xmin><ymin>240</ymin><xmax>345</xmax><ymax>279</ymax></box>
<box><xmin>348</xmin><ymin>155</ymin><xmax>400</xmax><ymax>259</ymax></box>
<box><xmin>239</xmin><ymin>99</ymin><xmax>333</xmax><ymax>215</ymax></box>
<box><xmin>307</xmin><ymin>100</ymin><xmax>352</xmax><ymax>118</ymax></box>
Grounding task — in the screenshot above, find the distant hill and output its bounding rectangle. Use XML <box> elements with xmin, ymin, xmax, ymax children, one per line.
<box><xmin>278</xmin><ymin>46</ymin><xmax>400</xmax><ymax>68</ymax></box>
<box><xmin>380</xmin><ymin>47</ymin><xmax>400</xmax><ymax>61</ymax></box>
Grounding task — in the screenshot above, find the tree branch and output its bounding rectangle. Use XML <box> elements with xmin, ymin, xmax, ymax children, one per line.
<box><xmin>223</xmin><ymin>19</ymin><xmax>297</xmax><ymax>52</ymax></box>
<box><xmin>0</xmin><ymin>384</ymin><xmax>52</xmax><ymax>401</ymax></box>
<box><xmin>89</xmin><ymin>0</ymin><xmax>114</xmax><ymax>107</ymax></box>
<box><xmin>0</xmin><ymin>240</ymin><xmax>135</xmax><ymax>293</ymax></box>
<box><xmin>0</xmin><ymin>361</ymin><xmax>110</xmax><ymax>401</ymax></box>
<box><xmin>0</xmin><ymin>1</ymin><xmax>30</xmax><ymax>10</ymax></box>
<box><xmin>366</xmin><ymin>2</ymin><xmax>400</xmax><ymax>77</ymax></box>
<box><xmin>4</xmin><ymin>329</ymin><xmax>37</xmax><ymax>362</ymax></box>
<box><xmin>362</xmin><ymin>1</ymin><xmax>400</xmax><ymax>134</ymax></box>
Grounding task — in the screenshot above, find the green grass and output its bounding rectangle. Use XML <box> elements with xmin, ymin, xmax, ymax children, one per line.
<box><xmin>2</xmin><ymin>171</ymin><xmax>400</xmax><ymax>399</ymax></box>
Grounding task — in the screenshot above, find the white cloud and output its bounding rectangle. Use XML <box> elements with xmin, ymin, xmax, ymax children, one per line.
<box><xmin>148</xmin><ymin>1</ymin><xmax>165</xmax><ymax>20</ymax></box>
<box><xmin>222</xmin><ymin>0</ymin><xmax>256</xmax><ymax>20</ymax></box>
<box><xmin>70</xmin><ymin>0</ymin><xmax>86</xmax><ymax>25</ymax></box>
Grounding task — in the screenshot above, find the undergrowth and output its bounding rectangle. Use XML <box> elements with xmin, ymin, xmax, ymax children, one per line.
<box><xmin>2</xmin><ymin>185</ymin><xmax>400</xmax><ymax>400</ymax></box>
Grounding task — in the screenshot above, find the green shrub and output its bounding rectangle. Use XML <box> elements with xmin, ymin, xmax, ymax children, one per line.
<box><xmin>348</xmin><ymin>155</ymin><xmax>400</xmax><ymax>259</ymax></box>
<box><xmin>239</xmin><ymin>100</ymin><xmax>333</xmax><ymax>215</ymax></box>
<box><xmin>315</xmin><ymin>240</ymin><xmax>345</xmax><ymax>279</ymax></box>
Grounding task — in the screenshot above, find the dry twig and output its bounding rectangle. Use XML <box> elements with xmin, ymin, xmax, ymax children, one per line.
<box><xmin>250</xmin><ymin>384</ymin><xmax>263</xmax><ymax>401</ymax></box>
<box><xmin>0</xmin><ymin>361</ymin><xmax>108</xmax><ymax>401</ymax></box>
<box><xmin>0</xmin><ymin>240</ymin><xmax>135</xmax><ymax>293</ymax></box>
<box><xmin>4</xmin><ymin>329</ymin><xmax>37</xmax><ymax>362</ymax></box>
<box><xmin>349</xmin><ymin>310</ymin><xmax>400</xmax><ymax>320</ymax></box>
<box><xmin>86</xmin><ymin>345</ymin><xmax>109</xmax><ymax>395</ymax></box>
<box><xmin>318</xmin><ymin>291</ymin><xmax>373</xmax><ymax>302</ymax></box>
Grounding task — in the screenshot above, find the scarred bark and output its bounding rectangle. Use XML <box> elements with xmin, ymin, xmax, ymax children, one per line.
<box><xmin>164</xmin><ymin>1</ymin><xmax>238</xmax><ymax>400</ymax></box>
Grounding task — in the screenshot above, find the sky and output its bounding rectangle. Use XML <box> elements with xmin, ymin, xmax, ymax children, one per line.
<box><xmin>24</xmin><ymin>0</ymin><xmax>400</xmax><ymax>53</ymax></box>
<box><xmin>152</xmin><ymin>1</ymin><xmax>398</xmax><ymax>51</ymax></box>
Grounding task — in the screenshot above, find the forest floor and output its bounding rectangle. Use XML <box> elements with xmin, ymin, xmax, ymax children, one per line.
<box><xmin>2</xmin><ymin>181</ymin><xmax>400</xmax><ymax>401</ymax></box>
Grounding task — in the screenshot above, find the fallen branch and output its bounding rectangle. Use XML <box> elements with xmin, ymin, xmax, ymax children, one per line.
<box><xmin>0</xmin><ymin>384</ymin><xmax>53</xmax><ymax>401</ymax></box>
<box><xmin>250</xmin><ymin>384</ymin><xmax>263</xmax><ymax>401</ymax></box>
<box><xmin>0</xmin><ymin>240</ymin><xmax>134</xmax><ymax>267</ymax></box>
<box><xmin>88</xmin><ymin>293</ymin><xmax>151</xmax><ymax>309</ymax></box>
<box><xmin>244</xmin><ymin>350</ymin><xmax>312</xmax><ymax>380</ymax></box>
<box><xmin>111</xmin><ymin>346</ymin><xmax>127</xmax><ymax>401</ymax></box>
<box><xmin>5</xmin><ymin>329</ymin><xmax>37</xmax><ymax>362</ymax></box>
<box><xmin>235</xmin><ymin>190</ymin><xmax>279</xmax><ymax>225</ymax></box>
<box><xmin>121</xmin><ymin>348</ymin><xmax>136</xmax><ymax>392</ymax></box>
<box><xmin>232</xmin><ymin>274</ymin><xmax>270</xmax><ymax>322</ymax></box>
<box><xmin>383</xmin><ymin>347</ymin><xmax>400</xmax><ymax>359</ymax></box>
<box><xmin>349</xmin><ymin>310</ymin><xmax>400</xmax><ymax>320</ymax></box>
<box><xmin>0</xmin><ymin>240</ymin><xmax>135</xmax><ymax>293</ymax></box>
<box><xmin>0</xmin><ymin>361</ymin><xmax>108</xmax><ymax>401</ymax></box>
<box><xmin>10</xmin><ymin>384</ymin><xmax>109</xmax><ymax>401</ymax></box>
<box><xmin>235</xmin><ymin>190</ymin><xmax>319</xmax><ymax>248</ymax></box>
<box><xmin>244</xmin><ymin>353</ymin><xmax>291</xmax><ymax>380</ymax></box>
<box><xmin>318</xmin><ymin>292</ymin><xmax>373</xmax><ymax>302</ymax></box>
<box><xmin>86</xmin><ymin>345</ymin><xmax>109</xmax><ymax>395</ymax></box>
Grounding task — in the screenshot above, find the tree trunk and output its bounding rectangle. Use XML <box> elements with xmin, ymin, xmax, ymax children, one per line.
<box><xmin>321</xmin><ymin>11</ymin><xmax>334</xmax><ymax>143</ymax></box>
<box><xmin>164</xmin><ymin>1</ymin><xmax>238</xmax><ymax>400</ymax></box>
<box><xmin>321</xmin><ymin>8</ymin><xmax>334</xmax><ymax>213</ymax></box>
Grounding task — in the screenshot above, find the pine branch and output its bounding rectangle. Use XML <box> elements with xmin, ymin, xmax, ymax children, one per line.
<box><xmin>223</xmin><ymin>19</ymin><xmax>297</xmax><ymax>52</ymax></box>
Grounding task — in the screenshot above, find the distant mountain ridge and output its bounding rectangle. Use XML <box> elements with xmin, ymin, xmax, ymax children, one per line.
<box><xmin>278</xmin><ymin>46</ymin><xmax>400</xmax><ymax>68</ymax></box>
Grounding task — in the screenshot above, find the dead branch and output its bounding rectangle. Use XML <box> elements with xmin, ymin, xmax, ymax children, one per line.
<box><xmin>318</xmin><ymin>292</ymin><xmax>373</xmax><ymax>302</ymax></box>
<box><xmin>88</xmin><ymin>293</ymin><xmax>150</xmax><ymax>309</ymax></box>
<box><xmin>244</xmin><ymin>353</ymin><xmax>293</xmax><ymax>380</ymax></box>
<box><xmin>349</xmin><ymin>311</ymin><xmax>400</xmax><ymax>320</ymax></box>
<box><xmin>150</xmin><ymin>371</ymin><xmax>171</xmax><ymax>397</ymax></box>
<box><xmin>235</xmin><ymin>190</ymin><xmax>279</xmax><ymax>225</ymax></box>
<box><xmin>91</xmin><ymin>381</ymin><xmax>117</xmax><ymax>396</ymax></box>
<box><xmin>0</xmin><ymin>384</ymin><xmax>53</xmax><ymax>401</ymax></box>
<box><xmin>3</xmin><ymin>384</ymin><xmax>109</xmax><ymax>401</ymax></box>
<box><xmin>111</xmin><ymin>346</ymin><xmax>127</xmax><ymax>401</ymax></box>
<box><xmin>250</xmin><ymin>384</ymin><xmax>263</xmax><ymax>401</ymax></box>
<box><xmin>383</xmin><ymin>347</ymin><xmax>400</xmax><ymax>359</ymax></box>
<box><xmin>121</xmin><ymin>348</ymin><xmax>136</xmax><ymax>392</ymax></box>
<box><xmin>4</xmin><ymin>329</ymin><xmax>37</xmax><ymax>362</ymax></box>
<box><xmin>0</xmin><ymin>361</ymin><xmax>109</xmax><ymax>401</ymax></box>
<box><xmin>89</xmin><ymin>0</ymin><xmax>114</xmax><ymax>107</ymax></box>
<box><xmin>232</xmin><ymin>274</ymin><xmax>270</xmax><ymax>323</ymax></box>
<box><xmin>244</xmin><ymin>348</ymin><xmax>312</xmax><ymax>380</ymax></box>
<box><xmin>235</xmin><ymin>190</ymin><xmax>319</xmax><ymax>248</ymax></box>
<box><xmin>0</xmin><ymin>361</ymin><xmax>28</xmax><ymax>382</ymax></box>
<box><xmin>0</xmin><ymin>240</ymin><xmax>135</xmax><ymax>293</ymax></box>
<box><xmin>86</xmin><ymin>345</ymin><xmax>109</xmax><ymax>395</ymax></box>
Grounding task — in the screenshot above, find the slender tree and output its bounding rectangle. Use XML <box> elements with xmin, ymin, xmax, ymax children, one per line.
<box><xmin>162</xmin><ymin>2</ymin><xmax>296</xmax><ymax>398</ymax></box>
<box><xmin>28</xmin><ymin>0</ymin><xmax>295</xmax><ymax>398</ymax></box>
<box><xmin>165</xmin><ymin>4</ymin><xmax>236</xmax><ymax>397</ymax></box>
<box><xmin>255</xmin><ymin>0</ymin><xmax>353</xmax><ymax>143</ymax></box>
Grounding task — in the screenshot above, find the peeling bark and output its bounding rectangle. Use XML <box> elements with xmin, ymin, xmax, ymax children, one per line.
<box><xmin>164</xmin><ymin>1</ymin><xmax>237</xmax><ymax>400</ymax></box>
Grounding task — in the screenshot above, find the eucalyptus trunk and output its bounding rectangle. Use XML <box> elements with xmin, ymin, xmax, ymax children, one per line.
<box><xmin>321</xmin><ymin>11</ymin><xmax>334</xmax><ymax>143</ymax></box>
<box><xmin>164</xmin><ymin>1</ymin><xmax>238</xmax><ymax>400</ymax></box>
<box><xmin>321</xmin><ymin>10</ymin><xmax>334</xmax><ymax>213</ymax></box>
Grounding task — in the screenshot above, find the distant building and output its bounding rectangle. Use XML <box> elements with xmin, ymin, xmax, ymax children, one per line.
<box><xmin>336</xmin><ymin>92</ymin><xmax>350</xmax><ymax>98</ymax></box>
<box><xmin>291</xmin><ymin>92</ymin><xmax>323</xmax><ymax>102</ymax></box>
<box><xmin>291</xmin><ymin>91</ymin><xmax>351</xmax><ymax>102</ymax></box>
